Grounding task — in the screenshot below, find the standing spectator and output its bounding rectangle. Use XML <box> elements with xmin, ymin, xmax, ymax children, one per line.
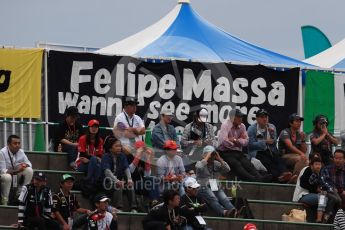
<box><xmin>101</xmin><ymin>138</ymin><xmax>137</xmax><ymax>212</ymax></box>
<box><xmin>181</xmin><ymin>108</ymin><xmax>217</xmax><ymax>160</ymax></box>
<box><xmin>152</xmin><ymin>109</ymin><xmax>178</xmax><ymax>156</ymax></box>
<box><xmin>218</xmin><ymin>109</ymin><xmax>270</xmax><ymax>182</ymax></box>
<box><xmin>142</xmin><ymin>189</ymin><xmax>186</xmax><ymax>230</ymax></box>
<box><xmin>310</xmin><ymin>115</ymin><xmax>339</xmax><ymax>166</ymax></box>
<box><xmin>87</xmin><ymin>194</ymin><xmax>117</xmax><ymax>230</ymax></box>
<box><xmin>247</xmin><ymin>109</ymin><xmax>292</xmax><ymax>182</ymax></box>
<box><xmin>321</xmin><ymin>149</ymin><xmax>345</xmax><ymax>209</ymax></box>
<box><xmin>17</xmin><ymin>171</ymin><xmax>60</xmax><ymax>230</ymax></box>
<box><xmin>293</xmin><ymin>156</ymin><xmax>340</xmax><ymax>223</ymax></box>
<box><xmin>157</xmin><ymin>140</ymin><xmax>186</xmax><ymax>192</ymax></box>
<box><xmin>53</xmin><ymin>174</ymin><xmax>92</xmax><ymax>230</ymax></box>
<box><xmin>0</xmin><ymin>135</ymin><xmax>33</xmax><ymax>205</ymax></box>
<box><xmin>180</xmin><ymin>177</ymin><xmax>213</xmax><ymax>230</ymax></box>
<box><xmin>113</xmin><ymin>97</ymin><xmax>145</xmax><ymax>149</ymax></box>
<box><xmin>196</xmin><ymin>145</ymin><xmax>236</xmax><ymax>217</ymax></box>
<box><xmin>76</xmin><ymin>119</ymin><xmax>104</xmax><ymax>184</ymax></box>
<box><xmin>56</xmin><ymin>106</ymin><xmax>83</xmax><ymax>169</ymax></box>
<box><xmin>278</xmin><ymin>113</ymin><xmax>308</xmax><ymax>181</ymax></box>
<box><xmin>126</xmin><ymin>141</ymin><xmax>160</xmax><ymax>210</ymax></box>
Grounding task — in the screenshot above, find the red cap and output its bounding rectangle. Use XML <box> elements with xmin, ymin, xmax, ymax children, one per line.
<box><xmin>88</xmin><ymin>119</ymin><xmax>100</xmax><ymax>127</ymax></box>
<box><xmin>244</xmin><ymin>223</ymin><xmax>257</xmax><ymax>230</ymax></box>
<box><xmin>134</xmin><ymin>141</ymin><xmax>146</xmax><ymax>149</ymax></box>
<box><xmin>163</xmin><ymin>140</ymin><xmax>178</xmax><ymax>150</ymax></box>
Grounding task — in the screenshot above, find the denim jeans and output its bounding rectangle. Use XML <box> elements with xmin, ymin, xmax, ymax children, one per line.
<box><xmin>77</xmin><ymin>156</ymin><xmax>101</xmax><ymax>183</ymax></box>
<box><xmin>62</xmin><ymin>144</ymin><xmax>78</xmax><ymax>164</ymax></box>
<box><xmin>198</xmin><ymin>186</ymin><xmax>234</xmax><ymax>216</ymax></box>
<box><xmin>134</xmin><ymin>176</ymin><xmax>161</xmax><ymax>200</ymax></box>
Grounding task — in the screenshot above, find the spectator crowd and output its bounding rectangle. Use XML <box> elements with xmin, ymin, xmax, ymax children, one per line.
<box><xmin>1</xmin><ymin>97</ymin><xmax>345</xmax><ymax>229</ymax></box>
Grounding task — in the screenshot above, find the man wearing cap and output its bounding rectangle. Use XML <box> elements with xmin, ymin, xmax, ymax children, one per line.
<box><xmin>181</xmin><ymin>108</ymin><xmax>217</xmax><ymax>160</ymax></box>
<box><xmin>310</xmin><ymin>115</ymin><xmax>339</xmax><ymax>166</ymax></box>
<box><xmin>55</xmin><ymin>106</ymin><xmax>84</xmax><ymax>169</ymax></box>
<box><xmin>87</xmin><ymin>194</ymin><xmax>117</xmax><ymax>230</ymax></box>
<box><xmin>247</xmin><ymin>109</ymin><xmax>292</xmax><ymax>182</ymax></box>
<box><xmin>113</xmin><ymin>97</ymin><xmax>145</xmax><ymax>149</ymax></box>
<box><xmin>195</xmin><ymin>145</ymin><xmax>236</xmax><ymax>217</ymax></box>
<box><xmin>180</xmin><ymin>177</ymin><xmax>212</xmax><ymax>230</ymax></box>
<box><xmin>17</xmin><ymin>171</ymin><xmax>60</xmax><ymax>230</ymax></box>
<box><xmin>0</xmin><ymin>134</ymin><xmax>33</xmax><ymax>205</ymax></box>
<box><xmin>152</xmin><ymin>109</ymin><xmax>179</xmax><ymax>156</ymax></box>
<box><xmin>157</xmin><ymin>140</ymin><xmax>186</xmax><ymax>191</ymax></box>
<box><xmin>52</xmin><ymin>174</ymin><xmax>91</xmax><ymax>230</ymax></box>
<box><xmin>278</xmin><ymin>113</ymin><xmax>308</xmax><ymax>180</ymax></box>
<box><xmin>218</xmin><ymin>109</ymin><xmax>269</xmax><ymax>182</ymax></box>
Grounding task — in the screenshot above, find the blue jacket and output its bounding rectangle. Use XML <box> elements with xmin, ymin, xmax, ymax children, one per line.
<box><xmin>101</xmin><ymin>152</ymin><xmax>129</xmax><ymax>180</ymax></box>
<box><xmin>151</xmin><ymin>122</ymin><xmax>178</xmax><ymax>149</ymax></box>
<box><xmin>247</xmin><ymin>122</ymin><xmax>278</xmax><ymax>158</ymax></box>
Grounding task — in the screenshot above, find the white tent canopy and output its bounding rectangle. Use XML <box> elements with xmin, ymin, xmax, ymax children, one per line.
<box><xmin>304</xmin><ymin>38</ymin><xmax>345</xmax><ymax>69</ymax></box>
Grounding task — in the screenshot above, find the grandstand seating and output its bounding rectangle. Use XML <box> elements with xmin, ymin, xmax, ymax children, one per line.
<box><xmin>0</xmin><ymin>151</ymin><xmax>334</xmax><ymax>229</ymax></box>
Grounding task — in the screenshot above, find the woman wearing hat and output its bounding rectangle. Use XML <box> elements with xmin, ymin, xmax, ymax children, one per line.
<box><xmin>76</xmin><ymin>119</ymin><xmax>104</xmax><ymax>184</ymax></box>
<box><xmin>310</xmin><ymin>115</ymin><xmax>339</xmax><ymax>166</ymax></box>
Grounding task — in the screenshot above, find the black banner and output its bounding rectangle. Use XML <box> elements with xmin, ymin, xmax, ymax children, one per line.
<box><xmin>47</xmin><ymin>50</ymin><xmax>300</xmax><ymax>134</ymax></box>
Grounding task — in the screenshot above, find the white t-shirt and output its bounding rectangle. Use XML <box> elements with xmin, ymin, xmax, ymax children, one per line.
<box><xmin>113</xmin><ymin>111</ymin><xmax>145</xmax><ymax>146</ymax></box>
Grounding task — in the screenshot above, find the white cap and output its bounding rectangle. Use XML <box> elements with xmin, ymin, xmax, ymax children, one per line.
<box><xmin>184</xmin><ymin>177</ymin><xmax>200</xmax><ymax>188</ymax></box>
<box><xmin>160</xmin><ymin>109</ymin><xmax>174</xmax><ymax>116</ymax></box>
<box><xmin>198</xmin><ymin>108</ymin><xmax>208</xmax><ymax>123</ymax></box>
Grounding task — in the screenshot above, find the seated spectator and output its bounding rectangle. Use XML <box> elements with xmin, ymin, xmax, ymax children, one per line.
<box><xmin>0</xmin><ymin>135</ymin><xmax>33</xmax><ymax>205</ymax></box>
<box><xmin>310</xmin><ymin>115</ymin><xmax>339</xmax><ymax>166</ymax></box>
<box><xmin>53</xmin><ymin>174</ymin><xmax>92</xmax><ymax>230</ymax></box>
<box><xmin>180</xmin><ymin>177</ymin><xmax>213</xmax><ymax>230</ymax></box>
<box><xmin>196</xmin><ymin>145</ymin><xmax>236</xmax><ymax>217</ymax></box>
<box><xmin>156</xmin><ymin>140</ymin><xmax>186</xmax><ymax>192</ymax></box>
<box><xmin>76</xmin><ymin>119</ymin><xmax>103</xmax><ymax>183</ymax></box>
<box><xmin>142</xmin><ymin>189</ymin><xmax>186</xmax><ymax>230</ymax></box>
<box><xmin>217</xmin><ymin>109</ymin><xmax>271</xmax><ymax>182</ymax></box>
<box><xmin>113</xmin><ymin>97</ymin><xmax>145</xmax><ymax>150</ymax></box>
<box><xmin>152</xmin><ymin>109</ymin><xmax>178</xmax><ymax>157</ymax></box>
<box><xmin>181</xmin><ymin>108</ymin><xmax>217</xmax><ymax>161</ymax></box>
<box><xmin>278</xmin><ymin>113</ymin><xmax>308</xmax><ymax>182</ymax></box>
<box><xmin>334</xmin><ymin>208</ymin><xmax>345</xmax><ymax>229</ymax></box>
<box><xmin>247</xmin><ymin>109</ymin><xmax>292</xmax><ymax>182</ymax></box>
<box><xmin>17</xmin><ymin>171</ymin><xmax>60</xmax><ymax>230</ymax></box>
<box><xmin>126</xmin><ymin>141</ymin><xmax>160</xmax><ymax>210</ymax></box>
<box><xmin>321</xmin><ymin>149</ymin><xmax>345</xmax><ymax>210</ymax></box>
<box><xmin>293</xmin><ymin>156</ymin><xmax>341</xmax><ymax>223</ymax></box>
<box><xmin>56</xmin><ymin>106</ymin><xmax>83</xmax><ymax>169</ymax></box>
<box><xmin>101</xmin><ymin>138</ymin><xmax>137</xmax><ymax>212</ymax></box>
<box><xmin>87</xmin><ymin>194</ymin><xmax>118</xmax><ymax>230</ymax></box>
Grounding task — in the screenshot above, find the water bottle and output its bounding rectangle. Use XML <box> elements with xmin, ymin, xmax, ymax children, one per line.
<box><xmin>57</xmin><ymin>143</ymin><xmax>62</xmax><ymax>152</ymax></box>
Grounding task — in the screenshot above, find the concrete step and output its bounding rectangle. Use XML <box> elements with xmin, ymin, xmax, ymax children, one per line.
<box><xmin>26</xmin><ymin>151</ymin><xmax>70</xmax><ymax>171</ymax></box>
<box><xmin>0</xmin><ymin>207</ymin><xmax>333</xmax><ymax>230</ymax></box>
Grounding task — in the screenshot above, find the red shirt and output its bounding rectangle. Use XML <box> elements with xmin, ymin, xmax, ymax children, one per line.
<box><xmin>76</xmin><ymin>135</ymin><xmax>104</xmax><ymax>167</ymax></box>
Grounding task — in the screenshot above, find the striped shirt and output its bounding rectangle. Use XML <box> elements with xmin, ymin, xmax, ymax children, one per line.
<box><xmin>334</xmin><ymin>209</ymin><xmax>345</xmax><ymax>230</ymax></box>
<box><xmin>18</xmin><ymin>184</ymin><xmax>53</xmax><ymax>223</ymax></box>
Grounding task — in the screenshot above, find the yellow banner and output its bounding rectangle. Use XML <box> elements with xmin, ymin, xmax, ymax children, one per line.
<box><xmin>0</xmin><ymin>48</ymin><xmax>43</xmax><ymax>118</ymax></box>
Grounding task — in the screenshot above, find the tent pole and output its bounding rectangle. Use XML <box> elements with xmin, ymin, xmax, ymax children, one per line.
<box><xmin>44</xmin><ymin>50</ymin><xmax>49</xmax><ymax>151</ymax></box>
<box><xmin>298</xmin><ymin>69</ymin><xmax>304</xmax><ymax>130</ymax></box>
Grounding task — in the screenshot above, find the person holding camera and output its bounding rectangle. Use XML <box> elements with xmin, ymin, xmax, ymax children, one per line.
<box><xmin>247</xmin><ymin>109</ymin><xmax>292</xmax><ymax>182</ymax></box>
<box><xmin>101</xmin><ymin>138</ymin><xmax>137</xmax><ymax>212</ymax></box>
<box><xmin>0</xmin><ymin>135</ymin><xmax>33</xmax><ymax>205</ymax></box>
<box><xmin>310</xmin><ymin>115</ymin><xmax>339</xmax><ymax>166</ymax></box>
<box><xmin>181</xmin><ymin>108</ymin><xmax>217</xmax><ymax>160</ymax></box>
<box><xmin>195</xmin><ymin>145</ymin><xmax>236</xmax><ymax>217</ymax></box>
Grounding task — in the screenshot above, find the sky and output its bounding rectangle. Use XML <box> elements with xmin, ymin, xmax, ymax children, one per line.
<box><xmin>1</xmin><ymin>0</ymin><xmax>345</xmax><ymax>60</ymax></box>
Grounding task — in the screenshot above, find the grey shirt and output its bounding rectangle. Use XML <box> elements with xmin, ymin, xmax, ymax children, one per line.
<box><xmin>195</xmin><ymin>159</ymin><xmax>230</xmax><ymax>187</ymax></box>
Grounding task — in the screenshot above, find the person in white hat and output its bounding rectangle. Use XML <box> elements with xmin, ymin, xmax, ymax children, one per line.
<box><xmin>180</xmin><ymin>177</ymin><xmax>213</xmax><ymax>230</ymax></box>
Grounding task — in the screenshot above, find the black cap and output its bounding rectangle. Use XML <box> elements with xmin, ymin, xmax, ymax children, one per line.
<box><xmin>229</xmin><ymin>108</ymin><xmax>245</xmax><ymax>118</ymax></box>
<box><xmin>94</xmin><ymin>193</ymin><xmax>111</xmax><ymax>203</ymax></box>
<box><xmin>288</xmin><ymin>113</ymin><xmax>304</xmax><ymax>122</ymax></box>
<box><xmin>65</xmin><ymin>106</ymin><xmax>79</xmax><ymax>117</ymax></box>
<box><xmin>256</xmin><ymin>109</ymin><xmax>269</xmax><ymax>117</ymax></box>
<box><xmin>123</xmin><ymin>97</ymin><xmax>139</xmax><ymax>106</ymax></box>
<box><xmin>317</xmin><ymin>115</ymin><xmax>328</xmax><ymax>124</ymax></box>
<box><xmin>33</xmin><ymin>171</ymin><xmax>46</xmax><ymax>181</ymax></box>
